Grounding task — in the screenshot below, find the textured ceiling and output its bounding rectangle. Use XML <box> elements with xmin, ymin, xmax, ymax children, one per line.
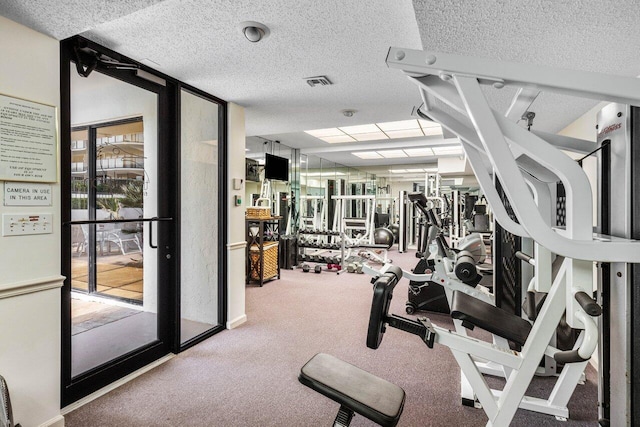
<box><xmin>2</xmin><ymin>0</ymin><xmax>640</xmax><ymax>171</ymax></box>
<box><xmin>412</xmin><ymin>0</ymin><xmax>640</xmax><ymax>134</ymax></box>
<box><xmin>79</xmin><ymin>0</ymin><xmax>424</xmax><ymax>136</ymax></box>
<box><xmin>0</xmin><ymin>0</ymin><xmax>165</xmax><ymax>39</ymax></box>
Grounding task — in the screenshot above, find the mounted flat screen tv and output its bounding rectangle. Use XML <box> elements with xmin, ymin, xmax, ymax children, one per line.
<box><xmin>265</xmin><ymin>153</ymin><xmax>289</xmax><ymax>181</ymax></box>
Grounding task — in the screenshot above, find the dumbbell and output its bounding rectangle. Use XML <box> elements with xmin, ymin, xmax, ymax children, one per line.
<box><xmin>314</xmin><ymin>265</ymin><xmax>322</xmax><ymax>274</ymax></box>
<box><xmin>347</xmin><ymin>263</ymin><xmax>356</xmax><ymax>273</ymax></box>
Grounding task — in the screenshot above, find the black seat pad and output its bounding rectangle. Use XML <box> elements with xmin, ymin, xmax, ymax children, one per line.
<box><xmin>451</xmin><ymin>291</ymin><xmax>532</xmax><ymax>346</ymax></box>
<box><xmin>299</xmin><ymin>353</ymin><xmax>405</xmax><ymax>427</ymax></box>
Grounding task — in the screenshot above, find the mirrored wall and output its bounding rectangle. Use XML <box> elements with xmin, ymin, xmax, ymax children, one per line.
<box><xmin>244</xmin><ymin>139</ymin><xmax>377</xmax><ymax>235</ymax></box>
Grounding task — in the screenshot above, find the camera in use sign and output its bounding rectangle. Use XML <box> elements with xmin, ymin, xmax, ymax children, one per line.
<box><xmin>4</xmin><ymin>182</ymin><xmax>52</xmax><ymax>206</ymax></box>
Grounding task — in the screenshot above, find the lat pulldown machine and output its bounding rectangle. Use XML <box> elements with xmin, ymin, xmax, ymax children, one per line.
<box><xmin>380</xmin><ymin>46</ymin><xmax>640</xmax><ymax>426</ymax></box>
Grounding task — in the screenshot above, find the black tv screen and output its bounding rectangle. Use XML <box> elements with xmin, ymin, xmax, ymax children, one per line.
<box><xmin>265</xmin><ymin>153</ymin><xmax>289</xmax><ymax>181</ymax></box>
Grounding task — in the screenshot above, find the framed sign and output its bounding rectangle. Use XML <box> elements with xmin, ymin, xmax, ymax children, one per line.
<box><xmin>0</xmin><ymin>93</ymin><xmax>57</xmax><ymax>182</ymax></box>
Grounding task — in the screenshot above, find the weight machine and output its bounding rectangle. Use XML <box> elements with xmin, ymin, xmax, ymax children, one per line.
<box><xmin>299</xmin><ymin>195</ymin><xmax>326</xmax><ymax>231</ymax></box>
<box><xmin>383</xmin><ymin>47</ymin><xmax>640</xmax><ymax>426</ymax></box>
<box><xmin>331</xmin><ymin>194</ymin><xmax>391</xmax><ymax>264</ymax></box>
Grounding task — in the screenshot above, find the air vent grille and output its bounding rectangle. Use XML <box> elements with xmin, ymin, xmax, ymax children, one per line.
<box><xmin>304</xmin><ymin>76</ymin><xmax>332</xmax><ymax>87</ymax></box>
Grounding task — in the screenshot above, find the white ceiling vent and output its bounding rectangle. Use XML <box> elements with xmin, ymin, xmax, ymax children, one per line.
<box><xmin>304</xmin><ymin>76</ymin><xmax>332</xmax><ymax>87</ymax></box>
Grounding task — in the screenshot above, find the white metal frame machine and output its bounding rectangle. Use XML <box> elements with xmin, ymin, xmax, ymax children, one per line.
<box><xmin>384</xmin><ymin>47</ymin><xmax>640</xmax><ymax>426</ymax></box>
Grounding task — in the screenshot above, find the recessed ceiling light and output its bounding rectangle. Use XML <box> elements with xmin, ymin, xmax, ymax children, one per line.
<box><xmin>305</xmin><ymin>128</ymin><xmax>344</xmax><ymax>138</ymax></box>
<box><xmin>321</xmin><ymin>135</ymin><xmax>356</xmax><ymax>143</ymax></box>
<box><xmin>423</xmin><ymin>127</ymin><xmax>443</xmax><ymax>136</ymax></box>
<box><xmin>386</xmin><ymin>129</ymin><xmax>424</xmax><ymax>139</ymax></box>
<box><xmin>352</xmin><ymin>132</ymin><xmax>388</xmax><ymax>142</ymax></box>
<box><xmin>419</xmin><ymin>119</ymin><xmax>440</xmax><ymax>128</ymax></box>
<box><xmin>339</xmin><ymin>124</ymin><xmax>381</xmax><ymax>134</ymax></box>
<box><xmin>304</xmin><ymin>119</ymin><xmax>446</xmax><ymax>143</ymax></box>
<box><xmin>353</xmin><ymin>151</ymin><xmax>383</xmax><ymax>159</ymax></box>
<box><xmin>302</xmin><ymin>172</ymin><xmax>346</xmax><ymax>177</ymax></box>
<box><xmin>378</xmin><ymin>150</ymin><xmax>408</xmax><ymax>158</ymax></box>
<box><xmin>377</xmin><ymin>119</ymin><xmax>420</xmax><ymax>131</ymax></box>
<box><xmin>403</xmin><ymin>147</ymin><xmax>435</xmax><ymax>157</ymax></box>
<box><xmin>432</xmin><ymin>145</ymin><xmax>464</xmax><ymax>155</ymax></box>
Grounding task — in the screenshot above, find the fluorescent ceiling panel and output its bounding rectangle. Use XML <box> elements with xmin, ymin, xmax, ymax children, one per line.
<box><xmin>423</xmin><ymin>127</ymin><xmax>443</xmax><ymax>136</ymax></box>
<box><xmin>432</xmin><ymin>145</ymin><xmax>463</xmax><ymax>155</ymax></box>
<box><xmin>389</xmin><ymin>169</ymin><xmax>408</xmax><ymax>173</ymax></box>
<box><xmin>321</xmin><ymin>135</ymin><xmax>356</xmax><ymax>143</ymax></box>
<box><xmin>377</xmin><ymin>119</ymin><xmax>420</xmax><ymax>131</ymax></box>
<box><xmin>339</xmin><ymin>124</ymin><xmax>381</xmax><ymax>134</ymax></box>
<box><xmin>302</xmin><ymin>172</ymin><xmax>345</xmax><ymax>177</ymax></box>
<box><xmin>305</xmin><ymin>128</ymin><xmax>345</xmax><ymax>138</ymax></box>
<box><xmin>386</xmin><ymin>129</ymin><xmax>424</xmax><ymax>139</ymax></box>
<box><xmin>378</xmin><ymin>150</ymin><xmax>408</xmax><ymax>158</ymax></box>
<box><xmin>403</xmin><ymin>147</ymin><xmax>434</xmax><ymax>157</ymax></box>
<box><xmin>353</xmin><ymin>151</ymin><xmax>383</xmax><ymax>159</ymax></box>
<box><xmin>352</xmin><ymin>132</ymin><xmax>388</xmax><ymax>142</ymax></box>
<box><xmin>419</xmin><ymin>119</ymin><xmax>440</xmax><ymax>128</ymax></box>
<box><xmin>405</xmin><ymin>168</ymin><xmax>425</xmax><ymax>173</ymax></box>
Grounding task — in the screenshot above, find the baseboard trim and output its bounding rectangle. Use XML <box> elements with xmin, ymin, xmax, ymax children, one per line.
<box><xmin>39</xmin><ymin>414</ymin><xmax>64</xmax><ymax>427</ymax></box>
<box><xmin>227</xmin><ymin>314</ymin><xmax>247</xmax><ymax>329</ymax></box>
<box><xmin>60</xmin><ymin>354</ymin><xmax>175</xmax><ymax>415</ymax></box>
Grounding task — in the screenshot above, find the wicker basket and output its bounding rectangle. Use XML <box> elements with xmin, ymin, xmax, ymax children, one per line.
<box><xmin>249</xmin><ymin>242</ymin><xmax>279</xmax><ymax>280</ymax></box>
<box><xmin>246</xmin><ymin>206</ymin><xmax>271</xmax><ymax>219</ymax></box>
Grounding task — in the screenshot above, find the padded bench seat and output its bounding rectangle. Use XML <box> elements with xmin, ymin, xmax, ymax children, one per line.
<box><xmin>451</xmin><ymin>290</ymin><xmax>532</xmax><ymax>346</ymax></box>
<box><xmin>299</xmin><ymin>353</ymin><xmax>405</xmax><ymax>427</ymax></box>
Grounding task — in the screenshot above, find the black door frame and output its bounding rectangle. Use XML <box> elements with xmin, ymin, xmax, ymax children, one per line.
<box><xmin>60</xmin><ymin>36</ymin><xmax>228</xmax><ymax>406</ymax></box>
<box><xmin>174</xmin><ymin>83</ymin><xmax>228</xmax><ymax>352</ymax></box>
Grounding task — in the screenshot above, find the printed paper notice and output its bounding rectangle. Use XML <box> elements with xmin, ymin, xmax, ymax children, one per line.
<box><xmin>0</xmin><ymin>94</ymin><xmax>57</xmax><ymax>182</ymax></box>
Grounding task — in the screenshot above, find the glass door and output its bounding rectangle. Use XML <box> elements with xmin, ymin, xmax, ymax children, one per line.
<box><xmin>70</xmin><ymin>118</ymin><xmax>153</xmax><ymax>376</ymax></box>
<box><xmin>179</xmin><ymin>88</ymin><xmax>224</xmax><ymax>346</ymax></box>
<box><xmin>62</xmin><ymin>39</ymin><xmax>176</xmax><ymax>404</ymax></box>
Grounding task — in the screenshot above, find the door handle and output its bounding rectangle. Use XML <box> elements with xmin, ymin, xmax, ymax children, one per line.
<box><xmin>149</xmin><ymin>217</ymin><xmax>158</xmax><ymax>249</ymax></box>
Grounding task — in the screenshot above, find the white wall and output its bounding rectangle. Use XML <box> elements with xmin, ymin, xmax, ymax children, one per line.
<box><xmin>0</xmin><ymin>16</ymin><xmax>64</xmax><ymax>427</ymax></box>
<box><xmin>227</xmin><ymin>103</ymin><xmax>247</xmax><ymax>328</ymax></box>
<box><xmin>180</xmin><ymin>90</ymin><xmax>219</xmax><ymax>324</ymax></box>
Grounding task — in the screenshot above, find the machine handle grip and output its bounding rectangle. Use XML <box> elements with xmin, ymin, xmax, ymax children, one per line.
<box><xmin>574</xmin><ymin>291</ymin><xmax>602</xmax><ymax>317</ymax></box>
<box><xmin>515</xmin><ymin>251</ymin><xmax>535</xmax><ymax>265</ymax></box>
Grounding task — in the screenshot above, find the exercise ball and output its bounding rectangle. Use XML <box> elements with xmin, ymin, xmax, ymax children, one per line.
<box><xmin>374</xmin><ymin>227</ymin><xmax>395</xmax><ymax>249</ymax></box>
<box><xmin>387</xmin><ymin>224</ymin><xmax>400</xmax><ymax>244</ymax></box>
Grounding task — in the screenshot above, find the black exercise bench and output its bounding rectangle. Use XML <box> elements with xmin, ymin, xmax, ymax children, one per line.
<box><xmin>299</xmin><ymin>267</ymin><xmax>406</xmax><ymax>426</ymax></box>
<box><xmin>299</xmin><ymin>353</ymin><xmax>405</xmax><ymax>427</ymax></box>
<box><xmin>450</xmin><ymin>290</ymin><xmax>532</xmax><ymax>346</ymax></box>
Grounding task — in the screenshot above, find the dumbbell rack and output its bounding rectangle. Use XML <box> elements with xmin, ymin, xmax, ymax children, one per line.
<box><xmin>297</xmin><ymin>229</ymin><xmax>347</xmax><ymax>274</ymax></box>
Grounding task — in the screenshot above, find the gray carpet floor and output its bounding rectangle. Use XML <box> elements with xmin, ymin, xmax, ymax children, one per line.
<box><xmin>65</xmin><ymin>249</ymin><xmax>598</xmax><ymax>426</ymax></box>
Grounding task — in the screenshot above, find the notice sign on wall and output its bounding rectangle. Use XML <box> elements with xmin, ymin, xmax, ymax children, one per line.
<box><xmin>4</xmin><ymin>182</ymin><xmax>52</xmax><ymax>206</ymax></box>
<box><xmin>0</xmin><ymin>93</ymin><xmax>57</xmax><ymax>182</ymax></box>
